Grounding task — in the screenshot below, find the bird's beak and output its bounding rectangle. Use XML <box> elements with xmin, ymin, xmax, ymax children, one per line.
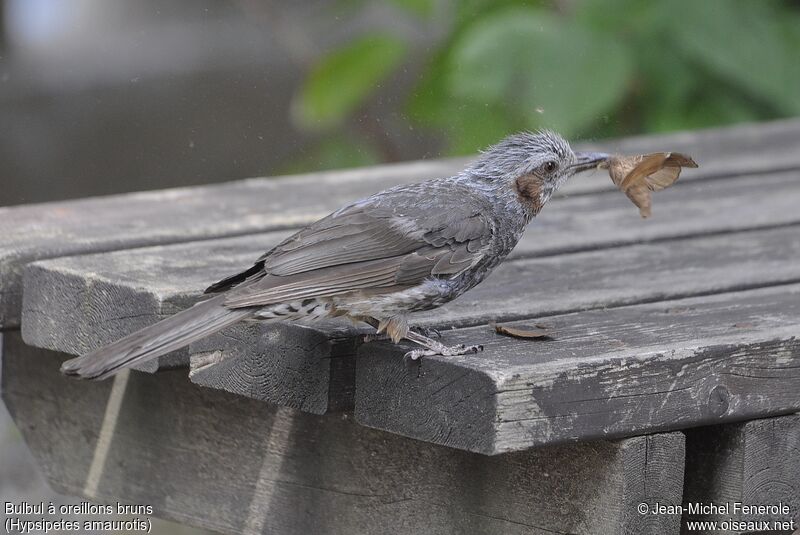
<box><xmin>571</xmin><ymin>151</ymin><xmax>609</xmax><ymax>173</ymax></box>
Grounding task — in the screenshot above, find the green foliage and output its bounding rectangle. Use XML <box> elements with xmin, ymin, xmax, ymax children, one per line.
<box><xmin>294</xmin><ymin>34</ymin><xmax>408</xmax><ymax>129</ymax></box>
<box><xmin>387</xmin><ymin>0</ymin><xmax>435</xmax><ymax>18</ymax></box>
<box><xmin>667</xmin><ymin>0</ymin><xmax>800</xmax><ymax>114</ymax></box>
<box><xmin>292</xmin><ymin>0</ymin><xmax>800</xmax><ymax>169</ymax></box>
<box><xmin>446</xmin><ymin>7</ymin><xmax>633</xmax><ymax>137</ymax></box>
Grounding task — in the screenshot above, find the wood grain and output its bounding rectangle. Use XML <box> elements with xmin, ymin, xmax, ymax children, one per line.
<box><xmin>23</xmin><ymin>169</ymin><xmax>800</xmax><ymax>358</ymax></box>
<box><xmin>355</xmin><ymin>284</ymin><xmax>800</xmax><ymax>454</ymax></box>
<box><xmin>682</xmin><ymin>414</ymin><xmax>800</xmax><ymax>533</ymax></box>
<box><xmin>20</xmin><ymin>182</ymin><xmax>800</xmax><ymax>412</ymax></box>
<box><xmin>1</xmin><ymin>331</ymin><xmax>686</xmax><ymax>535</ymax></box>
<box><xmin>3</xmin><ymin>118</ymin><xmax>800</xmax><ymax>328</ymax></box>
<box><xmin>2</xmin><ymin>160</ymin><xmax>462</xmax><ymax>330</ymax></box>
<box><xmin>413</xmin><ymin>224</ymin><xmax>800</xmax><ymax>330</ymax></box>
<box><xmin>187</xmin><ymin>321</ymin><xmax>360</xmax><ymax>414</ymax></box>
<box><xmin>21</xmin><ymin>231</ymin><xmax>291</xmax><ymax>372</ymax></box>
<box><xmin>5</xmin><ymin>120</ymin><xmax>800</xmax><ymax>532</ymax></box>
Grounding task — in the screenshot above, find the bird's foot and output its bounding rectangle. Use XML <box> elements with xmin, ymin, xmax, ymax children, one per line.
<box><xmin>401</xmin><ymin>328</ymin><xmax>483</xmax><ymax>360</ymax></box>
<box><xmin>404</xmin><ymin>342</ymin><xmax>483</xmax><ymax>361</ymax></box>
<box><xmin>364</xmin><ymin>326</ymin><xmax>441</xmax><ymax>343</ymax></box>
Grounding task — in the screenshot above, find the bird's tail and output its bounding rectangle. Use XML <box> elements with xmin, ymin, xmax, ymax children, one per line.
<box><xmin>60</xmin><ymin>294</ymin><xmax>255</xmax><ymax>380</ymax></box>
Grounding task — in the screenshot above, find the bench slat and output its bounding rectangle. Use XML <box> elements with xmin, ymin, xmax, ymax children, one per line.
<box><xmin>3</xmin><ymin>118</ymin><xmax>800</xmax><ymax>328</ymax></box>
<box><xmin>185</xmin><ymin>218</ymin><xmax>800</xmax><ymax>414</ymax></box>
<box><xmin>20</xmin><ymin>177</ymin><xmax>800</xmax><ymax>412</ymax></box>
<box><xmin>416</xmin><ymin>224</ymin><xmax>800</xmax><ymax>329</ymax></box>
<box><xmin>1</xmin><ymin>332</ymin><xmax>685</xmax><ymax>535</ymax></box>
<box><xmin>21</xmin><ymin>168</ymin><xmax>800</xmax><ymax>356</ymax></box>
<box><xmin>355</xmin><ymin>284</ymin><xmax>800</xmax><ymax>454</ymax></box>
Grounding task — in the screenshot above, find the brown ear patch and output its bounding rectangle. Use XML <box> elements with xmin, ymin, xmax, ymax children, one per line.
<box><xmin>514</xmin><ymin>174</ymin><xmax>546</xmax><ymax>214</ymax></box>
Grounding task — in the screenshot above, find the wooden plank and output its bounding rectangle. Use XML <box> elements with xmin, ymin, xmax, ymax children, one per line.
<box><xmin>20</xmin><ymin>182</ymin><xmax>800</xmax><ymax>412</ymax></box>
<box><xmin>19</xmin><ymin>230</ymin><xmax>362</xmax><ymax>412</ymax></box>
<box><xmin>0</xmin><ymin>331</ymin><xmax>686</xmax><ymax>535</ymax></box>
<box><xmin>414</xmin><ymin>223</ymin><xmax>800</xmax><ymax>329</ymax></box>
<box><xmin>21</xmin><ymin>231</ymin><xmax>290</xmax><ymax>372</ymax></box>
<box><xmin>20</xmin><ymin>170</ymin><xmax>800</xmax><ymax>357</ymax></box>
<box><xmin>188</xmin><ymin>321</ymin><xmax>361</xmax><ymax>414</ymax></box>
<box><xmin>354</xmin><ymin>284</ymin><xmax>800</xmax><ymax>454</ymax></box>
<box><xmin>597</xmin><ymin>117</ymin><xmax>800</xmax><ymax>182</ymax></box>
<box><xmin>682</xmin><ymin>414</ymin><xmax>800</xmax><ymax>533</ymax></box>
<box><xmin>0</xmin><ymin>161</ymin><xmax>463</xmax><ymax>330</ymax></box>
<box><xmin>186</xmin><ymin>190</ymin><xmax>800</xmax><ymax>415</ymax></box>
<box><xmin>3</xmin><ymin>118</ymin><xmax>800</xmax><ymax>328</ymax></box>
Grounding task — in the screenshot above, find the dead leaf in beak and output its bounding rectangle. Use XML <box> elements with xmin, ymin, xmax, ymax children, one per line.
<box><xmin>601</xmin><ymin>153</ymin><xmax>698</xmax><ymax>218</ymax></box>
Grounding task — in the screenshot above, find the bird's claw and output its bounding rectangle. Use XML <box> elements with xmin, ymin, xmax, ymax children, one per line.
<box><xmin>403</xmin><ymin>343</ymin><xmax>484</xmax><ymax>361</ymax></box>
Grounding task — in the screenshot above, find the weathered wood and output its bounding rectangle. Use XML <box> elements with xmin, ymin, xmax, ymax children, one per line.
<box><xmin>415</xmin><ymin>224</ymin><xmax>800</xmax><ymax>329</ymax></box>
<box><xmin>17</xmin><ymin>173</ymin><xmax>800</xmax><ymax>413</ymax></box>
<box><xmin>1</xmin><ymin>331</ymin><xmax>686</xmax><ymax>535</ymax></box>
<box><xmin>188</xmin><ymin>321</ymin><xmax>361</xmax><ymax>414</ymax></box>
<box><xmin>21</xmin><ymin>197</ymin><xmax>800</xmax><ymax>411</ymax></box>
<box><xmin>21</xmin><ymin>232</ymin><xmax>289</xmax><ymax>372</ymax></box>
<box><xmin>682</xmin><ymin>414</ymin><xmax>800</xmax><ymax>534</ymax></box>
<box><xmin>19</xmin><ymin>168</ymin><xmax>800</xmax><ymax>349</ymax></box>
<box><xmin>601</xmin><ymin>117</ymin><xmax>800</xmax><ymax>182</ymax></box>
<box><xmin>186</xmin><ymin>204</ymin><xmax>800</xmax><ymax>414</ymax></box>
<box><xmin>355</xmin><ymin>284</ymin><xmax>800</xmax><ymax>454</ymax></box>
<box><xmin>0</xmin><ymin>161</ymin><xmax>464</xmax><ymax>330</ymax></box>
<box><xmin>25</xmin><ymin>214</ymin><xmax>800</xmax><ymax>357</ymax></box>
<box><xmin>3</xmin><ymin>118</ymin><xmax>800</xmax><ymax>328</ymax></box>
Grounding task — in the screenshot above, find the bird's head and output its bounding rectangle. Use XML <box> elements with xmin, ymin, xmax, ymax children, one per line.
<box><xmin>465</xmin><ymin>130</ymin><xmax>607</xmax><ymax>217</ymax></box>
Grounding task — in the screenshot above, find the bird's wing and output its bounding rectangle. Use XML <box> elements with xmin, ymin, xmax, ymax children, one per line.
<box><xmin>218</xmin><ymin>182</ymin><xmax>495</xmax><ymax>308</ymax></box>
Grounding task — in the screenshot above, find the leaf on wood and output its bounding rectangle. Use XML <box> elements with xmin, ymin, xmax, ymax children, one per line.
<box><xmin>491</xmin><ymin>322</ymin><xmax>554</xmax><ymax>340</ymax></box>
<box><xmin>601</xmin><ymin>152</ymin><xmax>698</xmax><ymax>218</ymax></box>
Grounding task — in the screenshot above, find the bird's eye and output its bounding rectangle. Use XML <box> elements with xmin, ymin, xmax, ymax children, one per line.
<box><xmin>542</xmin><ymin>161</ymin><xmax>558</xmax><ymax>174</ymax></box>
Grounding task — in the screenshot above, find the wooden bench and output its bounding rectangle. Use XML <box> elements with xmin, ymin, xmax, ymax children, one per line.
<box><xmin>2</xmin><ymin>119</ymin><xmax>800</xmax><ymax>534</ymax></box>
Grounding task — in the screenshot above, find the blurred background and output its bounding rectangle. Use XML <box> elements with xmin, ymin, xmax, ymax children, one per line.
<box><xmin>2</xmin><ymin>0</ymin><xmax>800</xmax><ymax>207</ymax></box>
<box><xmin>1</xmin><ymin>1</ymin><xmax>800</xmax><ymax>532</ymax></box>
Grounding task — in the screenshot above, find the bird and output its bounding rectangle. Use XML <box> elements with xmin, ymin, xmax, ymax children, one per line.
<box><xmin>60</xmin><ymin>131</ymin><xmax>608</xmax><ymax>380</ymax></box>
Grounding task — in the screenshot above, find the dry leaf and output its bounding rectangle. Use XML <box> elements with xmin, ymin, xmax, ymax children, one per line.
<box><xmin>601</xmin><ymin>152</ymin><xmax>698</xmax><ymax>218</ymax></box>
<box><xmin>491</xmin><ymin>322</ymin><xmax>554</xmax><ymax>340</ymax></box>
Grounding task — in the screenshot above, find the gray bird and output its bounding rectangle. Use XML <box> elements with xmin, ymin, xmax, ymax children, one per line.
<box><xmin>61</xmin><ymin>131</ymin><xmax>607</xmax><ymax>380</ymax></box>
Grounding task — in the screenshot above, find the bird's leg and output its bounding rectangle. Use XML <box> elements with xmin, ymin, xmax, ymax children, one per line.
<box><xmin>416</xmin><ymin>326</ymin><xmax>442</xmax><ymax>339</ymax></box>
<box><xmin>361</xmin><ymin>317</ymin><xmax>441</xmax><ymax>342</ymax></box>
<box><xmin>361</xmin><ymin>317</ymin><xmax>406</xmax><ymax>342</ymax></box>
<box><xmin>363</xmin><ymin>326</ymin><xmax>442</xmax><ymax>343</ymax></box>
<box><xmin>361</xmin><ymin>317</ymin><xmax>385</xmax><ymax>342</ymax></box>
<box><xmin>402</xmin><ymin>330</ymin><xmax>483</xmax><ymax>361</ymax></box>
<box><xmin>361</xmin><ymin>316</ymin><xmax>481</xmax><ymax>358</ymax></box>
